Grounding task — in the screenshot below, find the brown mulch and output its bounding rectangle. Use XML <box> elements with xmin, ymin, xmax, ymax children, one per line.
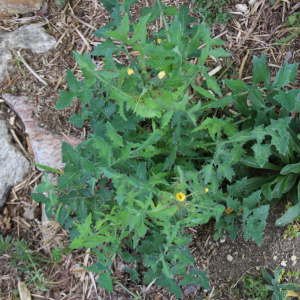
<box><xmin>0</xmin><ymin>0</ymin><xmax>299</xmax><ymax>299</ymax></box>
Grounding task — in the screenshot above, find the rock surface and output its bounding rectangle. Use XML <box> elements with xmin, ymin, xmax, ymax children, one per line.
<box><xmin>0</xmin><ymin>0</ymin><xmax>43</xmax><ymax>17</ymax></box>
<box><xmin>3</xmin><ymin>93</ymin><xmax>84</xmax><ymax>170</ymax></box>
<box><xmin>0</xmin><ymin>120</ymin><xmax>30</xmax><ymax>200</ymax></box>
<box><xmin>0</xmin><ymin>23</ymin><xmax>56</xmax><ymax>83</ymax></box>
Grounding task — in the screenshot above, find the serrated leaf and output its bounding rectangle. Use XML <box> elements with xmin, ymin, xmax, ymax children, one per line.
<box><xmin>97</xmin><ymin>271</ymin><xmax>113</xmax><ymax>292</ymax></box>
<box><xmin>69</xmin><ymin>113</ymin><xmax>84</xmax><ymax>128</ymax></box>
<box><xmin>229</xmin><ymin>129</ymin><xmax>252</xmax><ymax>143</ymax></box>
<box><xmin>252</xmin><ymin>143</ymin><xmax>271</xmax><ymax>168</ymax></box>
<box><xmin>106</xmin><ymin>13</ymin><xmax>129</xmax><ymax>43</ymax></box>
<box><xmin>218</xmin><ymin>162</ymin><xmax>234</xmax><ymax>181</ymax></box>
<box><xmin>180</xmin><ymin>269</ymin><xmax>209</xmax><ymax>289</ymax></box>
<box><xmin>248</xmin><ymin>89</ymin><xmax>266</xmax><ymax>109</ymax></box>
<box><xmin>272</xmin><ymin>61</ymin><xmax>299</xmax><ymax>88</ymax></box>
<box><xmin>243</xmin><ymin>190</ymin><xmax>261</xmax><ymax>210</ymax></box>
<box><xmin>91</xmin><ymin>38</ymin><xmax>119</xmax><ymax>56</ymax></box>
<box><xmin>147</xmin><ymin>203</ymin><xmax>177</xmax><ymax>219</ymax></box>
<box><xmin>162</xmin><ymin>260</ymin><xmax>173</xmax><ymax>279</ymax></box>
<box><xmin>223</xmin><ymin>121</ymin><xmax>238</xmax><ymax>137</ymax></box>
<box><xmin>61</xmin><ymin>142</ymin><xmax>80</xmax><ymax>165</ymax></box>
<box><xmin>274</xmin><ymin>89</ymin><xmax>300</xmax><ymax>112</ymax></box>
<box><xmin>224</xmin><ymin>79</ymin><xmax>249</xmax><ymax>92</ymax></box>
<box><xmin>112</xmin><ymin>114</ymin><xmax>140</xmax><ymax>132</ymax></box>
<box><xmin>204</xmin><ymin>72</ymin><xmax>222</xmax><ymax>96</ymax></box>
<box><xmin>193</xmin><ymin>117</ymin><xmax>226</xmax><ymax>140</ymax></box>
<box><xmin>106</xmin><ymin>122</ymin><xmax>123</xmax><ymax>147</ymax></box>
<box><xmin>243</xmin><ymin>205</ymin><xmax>269</xmax><ymax>245</ymax></box>
<box><xmin>57</xmin><ymin>164</ymin><xmax>83</xmax><ymax>191</ymax></box>
<box><xmin>202</xmin><ymin>163</ymin><xmax>214</xmax><ymax>184</ymax></box>
<box><xmin>252</xmin><ymin>125</ymin><xmax>267</xmax><ymax>143</ymax></box>
<box><xmin>156</xmin><ymin>276</ymin><xmax>183</xmax><ymax>299</ymax></box>
<box><xmin>178</xmin><ymin>5</ymin><xmax>196</xmax><ymax>34</ymax></box>
<box><xmin>56</xmin><ymin>90</ymin><xmax>76</xmax><ymax>110</ymax></box>
<box><xmin>227</xmin><ymin>177</ymin><xmax>247</xmax><ymax>197</ymax></box>
<box><xmin>161</xmin><ymin>110</ymin><xmax>174</xmax><ymax>127</ymax></box>
<box><xmin>163</xmin><ymin>146</ymin><xmax>177</xmax><ymax>171</ymax></box>
<box><xmin>253</xmin><ymin>55</ymin><xmax>270</xmax><ymax>85</ymax></box>
<box><xmin>209</xmin><ymin>94</ymin><xmax>236</xmax><ymax>109</ymax></box>
<box><xmin>35</xmin><ymin>172</ymin><xmax>54</xmax><ymax>193</ymax></box>
<box><xmin>271</xmin><ymin>131</ymin><xmax>289</xmax><ymax>155</ymax></box>
<box><xmin>192</xmin><ymin>84</ymin><xmax>216</xmax><ymax>100</ymax></box>
<box><xmin>66</xmin><ymin>68</ymin><xmax>81</xmax><ymax>91</ymax></box>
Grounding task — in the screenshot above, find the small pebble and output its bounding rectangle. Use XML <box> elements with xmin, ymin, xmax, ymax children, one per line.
<box><xmin>273</xmin><ymin>255</ymin><xmax>277</xmax><ymax>261</ymax></box>
<box><xmin>256</xmin><ymin>267</ymin><xmax>260</xmax><ymax>270</ymax></box>
<box><xmin>291</xmin><ymin>255</ymin><xmax>297</xmax><ymax>261</ymax></box>
<box><xmin>227</xmin><ymin>254</ymin><xmax>233</xmax><ymax>262</ymax></box>
<box><xmin>281</xmin><ymin>260</ymin><xmax>287</xmax><ymax>267</ymax></box>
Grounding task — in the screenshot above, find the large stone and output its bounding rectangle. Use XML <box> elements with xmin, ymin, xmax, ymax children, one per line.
<box><xmin>0</xmin><ymin>0</ymin><xmax>43</xmax><ymax>17</ymax></box>
<box><xmin>3</xmin><ymin>94</ymin><xmax>84</xmax><ymax>171</ymax></box>
<box><xmin>0</xmin><ymin>23</ymin><xmax>56</xmax><ymax>83</ymax></box>
<box><xmin>0</xmin><ymin>120</ymin><xmax>30</xmax><ymax>200</ymax></box>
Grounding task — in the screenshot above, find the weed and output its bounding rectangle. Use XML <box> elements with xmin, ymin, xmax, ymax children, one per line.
<box><xmin>32</xmin><ymin>1</ymin><xmax>300</xmax><ymax>298</ymax></box>
<box><xmin>192</xmin><ymin>0</ymin><xmax>231</xmax><ymax>26</ymax></box>
<box><xmin>233</xmin><ymin>268</ymin><xmax>300</xmax><ymax>300</ymax></box>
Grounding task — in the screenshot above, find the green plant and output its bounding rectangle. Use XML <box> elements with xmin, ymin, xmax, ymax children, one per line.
<box><xmin>192</xmin><ymin>0</ymin><xmax>231</xmax><ymax>26</ymax></box>
<box><xmin>11</xmin><ymin>239</ymin><xmax>51</xmax><ymax>291</ymax></box>
<box><xmin>0</xmin><ymin>235</ymin><xmax>12</xmax><ymax>255</ymax></box>
<box><xmin>54</xmin><ymin>0</ymin><xmax>66</xmax><ymax>7</ymax></box>
<box><xmin>262</xmin><ymin>267</ymin><xmax>299</xmax><ymax>300</ymax></box>
<box><xmin>273</xmin><ymin>12</ymin><xmax>300</xmax><ymax>45</ymax></box>
<box><xmin>32</xmin><ymin>0</ymin><xmax>300</xmax><ymax>298</ymax></box>
<box><xmin>233</xmin><ymin>268</ymin><xmax>300</xmax><ymax>300</ymax></box>
<box><xmin>287</xmin><ymin>12</ymin><xmax>300</xmax><ymax>27</ymax></box>
<box><xmin>51</xmin><ymin>246</ymin><xmax>63</xmax><ymax>264</ymax></box>
<box><xmin>238</xmin><ymin>275</ymin><xmax>269</xmax><ymax>299</ymax></box>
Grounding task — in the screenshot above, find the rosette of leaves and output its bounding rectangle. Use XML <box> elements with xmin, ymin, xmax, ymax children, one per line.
<box><xmin>32</xmin><ymin>1</ymin><xmax>230</xmax><ymax>297</ymax></box>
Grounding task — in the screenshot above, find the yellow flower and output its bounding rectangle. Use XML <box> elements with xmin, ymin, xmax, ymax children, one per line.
<box><xmin>205</xmin><ymin>188</ymin><xmax>209</xmax><ymax>193</ymax></box>
<box><xmin>157</xmin><ymin>38</ymin><xmax>161</xmax><ymax>44</ymax></box>
<box><xmin>176</xmin><ymin>192</ymin><xmax>186</xmax><ymax>202</ymax></box>
<box><xmin>127</xmin><ymin>68</ymin><xmax>134</xmax><ymax>75</ymax></box>
<box><xmin>158</xmin><ymin>71</ymin><xmax>166</xmax><ymax>79</ymax></box>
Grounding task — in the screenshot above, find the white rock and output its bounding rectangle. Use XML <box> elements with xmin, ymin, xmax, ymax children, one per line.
<box><xmin>236</xmin><ymin>4</ymin><xmax>249</xmax><ymax>13</ymax></box>
<box><xmin>281</xmin><ymin>260</ymin><xmax>287</xmax><ymax>267</ymax></box>
<box><xmin>0</xmin><ymin>120</ymin><xmax>30</xmax><ymax>200</ymax></box>
<box><xmin>227</xmin><ymin>254</ymin><xmax>233</xmax><ymax>262</ymax></box>
<box><xmin>291</xmin><ymin>255</ymin><xmax>297</xmax><ymax>261</ymax></box>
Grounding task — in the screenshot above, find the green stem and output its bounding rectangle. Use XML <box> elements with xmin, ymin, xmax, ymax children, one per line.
<box><xmin>156</xmin><ymin>0</ymin><xmax>170</xmax><ymax>42</ymax></box>
<box><xmin>233</xmin><ymin>116</ymin><xmax>252</xmax><ymax>125</ymax></box>
<box><xmin>116</xmin><ymin>281</ymin><xmax>140</xmax><ymax>298</ymax></box>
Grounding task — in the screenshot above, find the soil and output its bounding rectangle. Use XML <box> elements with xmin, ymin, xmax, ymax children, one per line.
<box><xmin>0</xmin><ymin>0</ymin><xmax>300</xmax><ymax>299</ymax></box>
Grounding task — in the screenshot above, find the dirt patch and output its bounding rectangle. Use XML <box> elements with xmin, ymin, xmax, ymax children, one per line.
<box><xmin>190</xmin><ymin>203</ymin><xmax>300</xmax><ymax>298</ymax></box>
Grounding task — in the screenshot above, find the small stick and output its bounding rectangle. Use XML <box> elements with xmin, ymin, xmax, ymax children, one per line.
<box><xmin>239</xmin><ymin>50</ymin><xmax>249</xmax><ymax>79</ymax></box>
<box><xmin>17</xmin><ymin>51</ymin><xmax>48</xmax><ymax>86</ymax></box>
<box><xmin>80</xmin><ymin>248</ymin><xmax>91</xmax><ymax>282</ymax></box>
<box><xmin>75</xmin><ymin>28</ymin><xmax>91</xmax><ymax>50</ymax></box>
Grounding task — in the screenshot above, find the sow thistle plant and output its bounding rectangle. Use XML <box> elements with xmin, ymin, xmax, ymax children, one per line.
<box><xmin>32</xmin><ymin>0</ymin><xmax>300</xmax><ymax>298</ymax></box>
